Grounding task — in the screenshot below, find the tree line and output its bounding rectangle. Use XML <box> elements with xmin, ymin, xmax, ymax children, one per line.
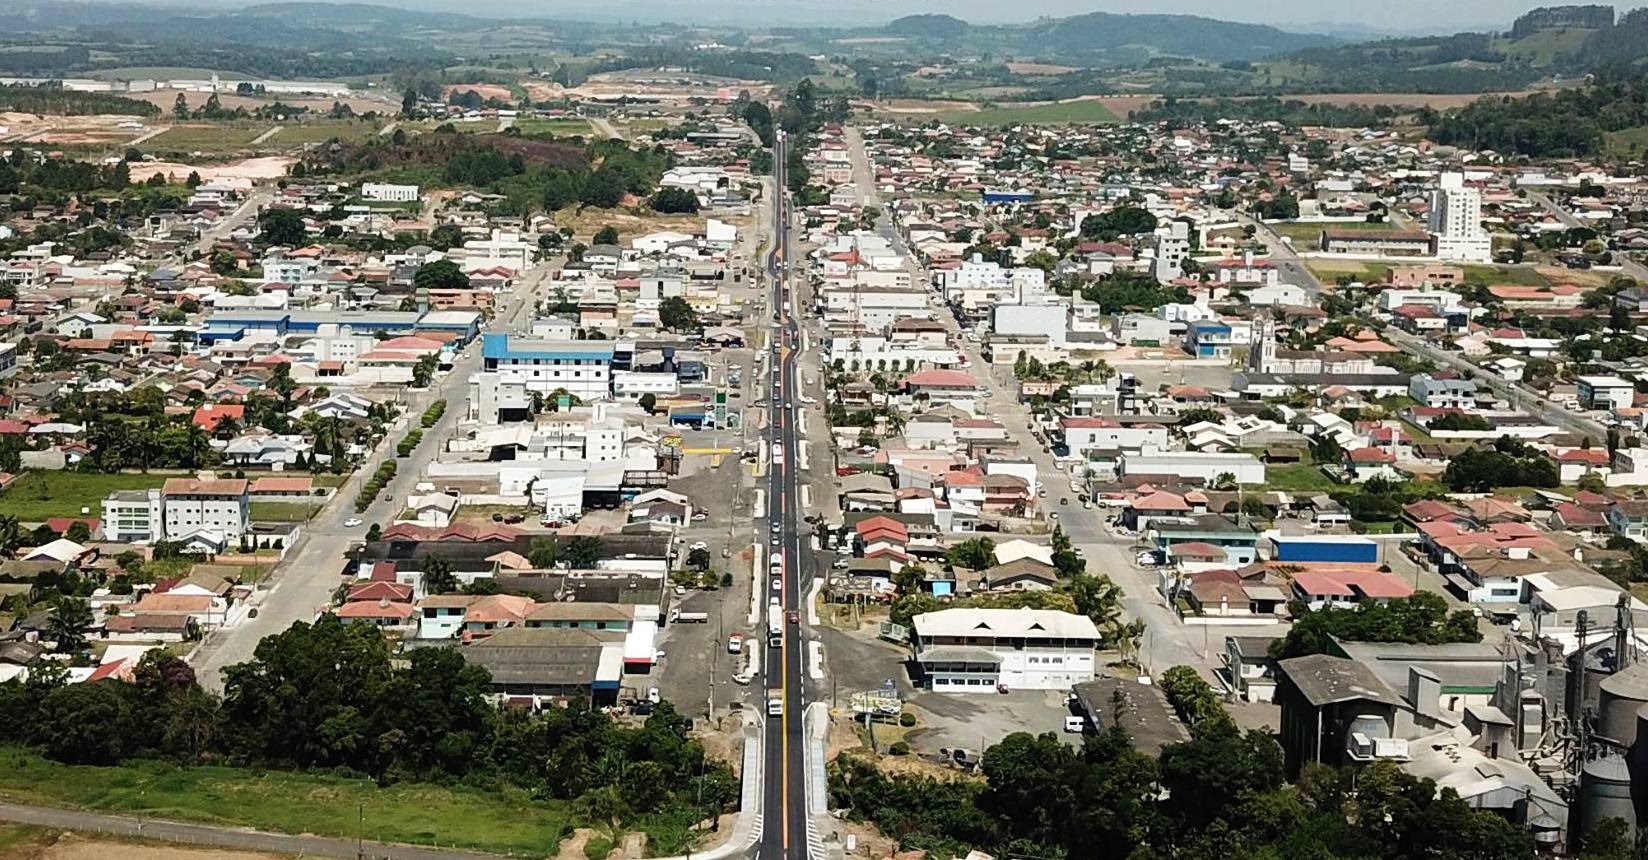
<box><xmin>1424</xmin><ymin>74</ymin><xmax>1648</xmax><ymax>158</ymax></box>
<box><xmin>0</xmin><ymin>617</ymin><xmax>736</xmax><ymax>832</ymax></box>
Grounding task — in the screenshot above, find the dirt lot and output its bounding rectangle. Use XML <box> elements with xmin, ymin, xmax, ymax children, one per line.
<box><xmin>444</xmin><ymin>83</ymin><xmax>514</xmax><ymax>102</ymax></box>
<box><xmin>126</xmin><ymin>90</ymin><xmax>391</xmax><ymax>115</ymax></box>
<box><xmin>1</xmin><ymin>831</ymin><xmax>288</xmax><ymax>860</ymax></box>
<box><xmin>129</xmin><ymin>156</ymin><xmax>293</xmax><ymax>182</ymax></box>
<box><xmin>1005</xmin><ymin>62</ymin><xmax>1081</xmax><ymax>75</ymax></box>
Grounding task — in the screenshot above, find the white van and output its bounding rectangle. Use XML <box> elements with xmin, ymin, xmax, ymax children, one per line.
<box><xmin>1064</xmin><ymin>715</ymin><xmax>1087</xmax><ymax>734</ymax></box>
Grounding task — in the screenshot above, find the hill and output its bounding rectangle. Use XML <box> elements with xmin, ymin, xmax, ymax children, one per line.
<box><xmin>1026</xmin><ymin>12</ymin><xmax>1331</xmax><ymax>63</ymax></box>
<box><xmin>884</xmin><ymin>14</ymin><xmax>969</xmax><ymax>39</ymax></box>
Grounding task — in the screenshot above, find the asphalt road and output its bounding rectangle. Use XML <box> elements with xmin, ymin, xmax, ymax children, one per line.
<box><xmin>757</xmin><ymin>129</ymin><xmax>812</xmax><ymax>860</ymax></box>
<box><xmin>192</xmin><ymin>260</ymin><xmax>558</xmax><ymax>691</ymax></box>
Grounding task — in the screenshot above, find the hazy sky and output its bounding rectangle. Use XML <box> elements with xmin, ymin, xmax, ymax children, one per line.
<box><xmin>375</xmin><ymin>0</ymin><xmax>1625</xmax><ymax>33</ymax></box>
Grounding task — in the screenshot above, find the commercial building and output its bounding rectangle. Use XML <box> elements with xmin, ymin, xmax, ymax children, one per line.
<box><xmin>1119</xmin><ymin>451</ymin><xmax>1266</xmax><ymax>485</ymax></box>
<box><xmin>910</xmin><ymin>608</ymin><xmax>1098</xmax><ymax>692</ymax></box>
<box><xmin>480</xmin><ymin>334</ymin><xmax>615</xmax><ymax>401</ymax></box>
<box><xmin>361</xmin><ymin>183</ymin><xmax>420</xmax><ymax>203</ymax></box>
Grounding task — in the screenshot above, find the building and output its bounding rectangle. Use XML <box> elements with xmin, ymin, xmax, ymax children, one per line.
<box><xmin>1428</xmin><ymin>173</ymin><xmax>1493</xmax><ymax>264</ymax></box>
<box><xmin>910</xmin><ymin>607</ymin><xmax>1098</xmax><ymax>692</ymax></box>
<box><xmin>1320</xmin><ymin>229</ymin><xmax>1434</xmax><ymax>257</ymax></box>
<box><xmin>480</xmin><ymin>334</ymin><xmax>614</xmax><ymax>401</ymax></box>
<box><xmin>1119</xmin><ymin>451</ymin><xmax>1266</xmax><ymax>485</ymax></box>
<box><xmin>102</xmin><ymin>489</ymin><xmax>163</xmax><ymax>542</ymax></box>
<box><xmin>1151</xmin><ymin>221</ymin><xmax>1191</xmax><ymax>284</ymax></box>
<box><xmin>361</xmin><ymin>183</ymin><xmax>420</xmax><ymax>203</ymax></box>
<box><xmin>161</xmin><ymin>478</ymin><xmax>250</xmax><ymax>541</ymax></box>
<box><xmin>1577</xmin><ymin>375</ymin><xmax>1635</xmax><ymax>411</ymax></box>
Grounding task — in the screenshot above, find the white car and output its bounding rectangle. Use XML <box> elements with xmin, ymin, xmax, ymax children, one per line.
<box><xmin>772</xmin><ymin>577</ymin><xmax>783</xmax><ymax>592</ymax></box>
<box><xmin>647</xmin><ymin>686</ymin><xmax>661</xmax><ymax>704</ymax></box>
<box><xmin>344</xmin><ymin>517</ymin><xmax>363</xmax><ymax>528</ymax></box>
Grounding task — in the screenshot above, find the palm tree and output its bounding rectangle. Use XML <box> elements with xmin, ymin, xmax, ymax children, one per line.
<box><xmin>0</xmin><ymin>515</ymin><xmax>21</xmax><ymax>556</ymax></box>
<box><xmin>1093</xmin><ymin>359</ymin><xmax>1115</xmax><ymax>386</ymax></box>
<box><xmin>1213</xmin><ymin>472</ymin><xmax>1238</xmax><ymax>491</ymax></box>
<box><xmin>47</xmin><ymin>596</ymin><xmax>93</xmax><ymax>654</ymax></box>
<box><xmin>1079</xmin><ymin>360</ymin><xmax>1099</xmax><ymax>383</ymax></box>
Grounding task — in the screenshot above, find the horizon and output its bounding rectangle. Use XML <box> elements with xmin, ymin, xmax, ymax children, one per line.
<box><xmin>89</xmin><ymin>0</ymin><xmax>1645</xmax><ymax>35</ymax></box>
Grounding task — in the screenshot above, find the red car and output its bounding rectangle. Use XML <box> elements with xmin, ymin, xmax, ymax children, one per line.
<box><xmin>786</xmin><ymin>611</ymin><xmax>799</xmax><ymax>624</ymax></box>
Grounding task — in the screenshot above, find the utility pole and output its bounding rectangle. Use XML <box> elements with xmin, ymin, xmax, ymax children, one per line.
<box><xmin>356</xmin><ymin>801</ymin><xmax>364</xmax><ymax>860</ymax></box>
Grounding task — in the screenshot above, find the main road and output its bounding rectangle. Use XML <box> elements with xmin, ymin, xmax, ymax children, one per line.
<box><xmin>759</xmin><ymin>128</ymin><xmax>813</xmax><ymax>860</ymax></box>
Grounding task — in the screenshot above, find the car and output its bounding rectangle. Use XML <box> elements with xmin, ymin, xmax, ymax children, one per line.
<box><xmin>772</xmin><ymin>577</ymin><xmax>782</xmax><ymax>592</ymax></box>
<box><xmin>786</xmin><ymin>610</ymin><xmax>799</xmax><ymax>624</ymax></box>
<box><xmin>1037</xmin><ymin>489</ymin><xmax>1047</xmax><ymax>497</ymax></box>
<box><xmin>1060</xmin><ymin>497</ymin><xmax>1069</xmax><ymax>506</ymax></box>
<box><xmin>727</xmin><ymin>633</ymin><xmax>744</xmax><ymax>654</ymax></box>
<box><xmin>674</xmin><ymin>585</ymin><xmax>688</xmax><ymax>596</ymax></box>
<box><xmin>344</xmin><ymin>517</ymin><xmax>363</xmax><ymax>527</ymax></box>
<box><xmin>832</xmin><ymin>559</ymin><xmax>849</xmax><ymax>570</ymax></box>
<box><xmin>647</xmin><ymin>686</ymin><xmax>661</xmax><ymax>704</ymax></box>
<box><xmin>1049</xmin><ymin>512</ymin><xmax>1060</xmax><ymax>520</ymax></box>
<box><xmin>690</xmin><ymin>540</ymin><xmax>709</xmax><ymax>551</ymax></box>
<box><xmin>770</xmin><ymin>595</ymin><xmax>781</xmax><ymax>607</ymax></box>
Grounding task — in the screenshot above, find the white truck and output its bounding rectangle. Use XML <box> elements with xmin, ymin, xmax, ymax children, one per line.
<box><xmin>767</xmin><ymin>689</ymin><xmax>784</xmax><ymax>717</ymax></box>
<box><xmin>670</xmin><ymin>609</ymin><xmax>708</xmax><ymax>623</ymax></box>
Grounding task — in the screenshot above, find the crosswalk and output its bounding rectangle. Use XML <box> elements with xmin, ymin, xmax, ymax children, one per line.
<box><xmin>805</xmin><ymin>817</ymin><xmax>828</xmax><ymax>860</ymax></box>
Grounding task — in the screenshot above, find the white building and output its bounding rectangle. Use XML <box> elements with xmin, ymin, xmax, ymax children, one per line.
<box><xmin>480</xmin><ymin>334</ymin><xmax>614</xmax><ymax>401</ymax></box>
<box><xmin>103</xmin><ymin>489</ymin><xmax>164</xmax><ymax>542</ymax></box>
<box><xmin>361</xmin><ymin>183</ymin><xmax>420</xmax><ymax>203</ymax></box>
<box><xmin>911</xmin><ymin>608</ymin><xmax>1098</xmax><ymax>692</ymax></box>
<box><xmin>1577</xmin><ymin>375</ymin><xmax>1635</xmax><ymax>411</ymax></box>
<box><xmin>993</xmin><ymin>303</ymin><xmax>1070</xmax><ymax>347</ymax></box>
<box><xmin>1118</xmin><ymin>451</ymin><xmax>1266</xmax><ymax>485</ymax></box>
<box><xmin>1429</xmin><ymin>172</ymin><xmax>1493</xmax><ymax>263</ymax></box>
<box><xmin>161</xmin><ymin>478</ymin><xmax>250</xmax><ymax>541</ymax></box>
<box><xmin>1150</xmin><ymin>220</ymin><xmax>1191</xmax><ymax>284</ymax></box>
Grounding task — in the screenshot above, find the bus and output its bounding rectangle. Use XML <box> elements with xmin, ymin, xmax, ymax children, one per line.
<box><xmin>767</xmin><ymin>615</ymin><xmax>783</xmax><ymax>648</ymax></box>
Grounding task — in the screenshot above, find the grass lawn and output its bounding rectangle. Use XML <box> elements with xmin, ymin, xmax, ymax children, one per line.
<box><xmin>1305</xmin><ymin>260</ymin><xmax>1390</xmax><ymax>283</ymax></box>
<box><xmin>149</xmin><ymin>123</ymin><xmax>267</xmax><ymax>153</ymax></box>
<box><xmin>0</xmin><ymin>471</ymin><xmax>170</xmax><ymax>521</ymax></box>
<box><xmin>1262</xmin><ymin>464</ymin><xmax>1340</xmax><ymax>493</ymax></box>
<box><xmin>249</xmin><ymin>502</ymin><xmax>318</xmax><ymax>522</ymax></box>
<box><xmin>515</xmin><ymin>117</ymin><xmax>593</xmax><ymax>137</ymax></box>
<box><xmin>1459</xmin><ymin>264</ymin><xmax>1550</xmax><ymax>287</ymax></box>
<box><xmin>266</xmin><ymin>121</ymin><xmax>380</xmax><ymax>147</ymax></box>
<box><xmin>0</xmin><ymin>748</ymin><xmax>572</xmax><ymax>856</ymax></box>
<box><xmin>940</xmin><ymin>99</ymin><xmax>1119</xmax><ymax>125</ymax></box>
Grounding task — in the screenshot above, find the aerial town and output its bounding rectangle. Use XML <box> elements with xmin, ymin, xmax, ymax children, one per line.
<box><xmin>1</xmin><ymin>1</ymin><xmax>1648</xmax><ymax>859</ymax></box>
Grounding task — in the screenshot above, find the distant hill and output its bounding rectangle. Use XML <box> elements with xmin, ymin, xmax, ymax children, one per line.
<box><xmin>869</xmin><ymin>11</ymin><xmax>1332</xmax><ymax>65</ymax></box>
<box><xmin>1510</xmin><ymin>4</ymin><xmax>1615</xmax><ymax>38</ymax></box>
<box><xmin>1025</xmin><ymin>12</ymin><xmax>1331</xmax><ymax>63</ymax></box>
<box><xmin>884</xmin><ymin>14</ymin><xmax>969</xmax><ymax>39</ymax></box>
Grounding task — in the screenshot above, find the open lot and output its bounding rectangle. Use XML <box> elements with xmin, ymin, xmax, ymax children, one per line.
<box><xmin>514</xmin><ymin>117</ymin><xmax>593</xmax><ymax>137</ymax></box>
<box><xmin>264</xmin><ymin>121</ymin><xmax>380</xmax><ymax>147</ymax></box>
<box><xmin>0</xmin><ymin>748</ymin><xmax>568</xmax><ymax>856</ymax></box>
<box><xmin>1271</xmin><ymin>219</ymin><xmax>1393</xmax><ymax>249</ymax></box>
<box><xmin>0</xmin><ymin>472</ymin><xmax>170</xmax><ymax>522</ymax></box>
<box><xmin>148</xmin><ymin>124</ymin><xmax>267</xmax><ymax>154</ymax></box>
<box><xmin>936</xmin><ymin>98</ymin><xmax>1119</xmax><ymax>126</ymax></box>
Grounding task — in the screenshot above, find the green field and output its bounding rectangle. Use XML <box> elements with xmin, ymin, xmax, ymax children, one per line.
<box><xmin>0</xmin><ymin>749</ymin><xmax>571</xmax><ymax>856</ymax></box>
<box><xmin>249</xmin><ymin>502</ymin><xmax>318</xmax><ymax>522</ymax></box>
<box><xmin>1305</xmin><ymin>260</ymin><xmax>1391</xmax><ymax>284</ymax></box>
<box><xmin>266</xmin><ymin>121</ymin><xmax>380</xmax><ymax>147</ymax></box>
<box><xmin>149</xmin><ymin>123</ymin><xmax>268</xmax><ymax>153</ymax></box>
<box><xmin>939</xmin><ymin>99</ymin><xmax>1120</xmax><ymax>126</ymax></box>
<box><xmin>1606</xmin><ymin>126</ymin><xmax>1648</xmax><ymax>159</ymax></box>
<box><xmin>1459</xmin><ymin>264</ymin><xmax>1551</xmax><ymax>286</ymax></box>
<box><xmin>1262</xmin><ymin>464</ymin><xmax>1340</xmax><ymax>493</ymax></box>
<box><xmin>0</xmin><ymin>472</ymin><xmax>170</xmax><ymax>522</ymax></box>
<box><xmin>514</xmin><ymin>117</ymin><xmax>593</xmax><ymax>137</ymax></box>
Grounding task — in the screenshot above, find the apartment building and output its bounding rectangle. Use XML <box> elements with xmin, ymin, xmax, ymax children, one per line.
<box><xmin>480</xmin><ymin>334</ymin><xmax>614</xmax><ymax>401</ymax></box>
<box><xmin>161</xmin><ymin>478</ymin><xmax>251</xmax><ymax>540</ymax></box>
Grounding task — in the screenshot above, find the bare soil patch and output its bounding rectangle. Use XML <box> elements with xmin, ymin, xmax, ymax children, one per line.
<box><xmin>444</xmin><ymin>83</ymin><xmax>514</xmax><ymax>102</ymax></box>
<box><xmin>1006</xmin><ymin>61</ymin><xmax>1080</xmax><ymax>75</ymax></box>
<box><xmin>130</xmin><ymin>155</ymin><xmax>293</xmax><ymax>182</ymax></box>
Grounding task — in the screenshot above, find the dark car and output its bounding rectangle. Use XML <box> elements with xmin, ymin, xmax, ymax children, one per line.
<box><xmin>786</xmin><ymin>611</ymin><xmax>799</xmax><ymax>624</ymax></box>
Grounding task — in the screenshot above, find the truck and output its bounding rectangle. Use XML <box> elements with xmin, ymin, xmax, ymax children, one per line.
<box><xmin>767</xmin><ymin>689</ymin><xmax>784</xmax><ymax>717</ymax></box>
<box><xmin>767</xmin><ymin>615</ymin><xmax>783</xmax><ymax>648</ymax></box>
<box><xmin>670</xmin><ymin>609</ymin><xmax>709</xmax><ymax>623</ymax></box>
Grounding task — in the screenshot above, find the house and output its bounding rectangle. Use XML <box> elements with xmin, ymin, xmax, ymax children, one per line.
<box><xmin>910</xmin><ymin>607</ymin><xmax>1099</xmax><ymax>692</ymax></box>
<box><xmin>1290</xmin><ymin>569</ymin><xmax>1415</xmax><ymax>610</ymax></box>
<box><xmin>458</xmin><ymin>626</ymin><xmax>625</xmax><ymax>707</ymax></box>
<box><xmin>1607</xmin><ymin>500</ymin><xmax>1648</xmax><ymax>542</ymax></box>
<box><xmin>1152</xmin><ymin>515</ymin><xmax>1262</xmax><ymax>565</ymax></box>
<box><xmin>1409</xmin><ymin>375</ymin><xmax>1478</xmax><ymax>410</ymax></box>
<box><xmin>1223</xmin><ymin>635</ymin><xmax>1283</xmax><ymax>703</ymax></box>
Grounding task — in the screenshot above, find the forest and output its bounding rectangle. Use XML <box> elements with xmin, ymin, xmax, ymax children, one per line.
<box><xmin>1424</xmin><ymin>74</ymin><xmax>1648</xmax><ymax>157</ymax></box>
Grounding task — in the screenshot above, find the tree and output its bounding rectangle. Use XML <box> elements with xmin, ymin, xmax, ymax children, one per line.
<box><xmin>421</xmin><ymin>555</ymin><xmax>457</xmax><ymax>595</ymax></box>
<box><xmin>258</xmin><ymin>208</ymin><xmax>307</xmax><ymax>247</ymax></box>
<box><xmin>638</xmin><ymin>392</ymin><xmax>658</xmax><ymax>415</ymax></box>
<box><xmin>686</xmin><ymin>547</ymin><xmax>711</xmax><ymax>572</ymax></box>
<box><xmin>649</xmin><ymin>187</ymin><xmax>700</xmax><ymax>214</ymax></box>
<box><xmin>1080</xmin><ymin>206</ymin><xmax>1157</xmax><ymax>241</ymax></box>
<box><xmin>47</xmin><ymin>596</ymin><xmax>93</xmax><ymax>653</ymax></box>
<box><xmin>593</xmin><ymin>225</ymin><xmax>620</xmax><ymax>245</ymax></box>
<box><xmin>945</xmin><ymin>537</ymin><xmax>995</xmax><ymax>571</ymax></box>
<box><xmin>173</xmin><ymin>92</ymin><xmax>190</xmax><ymax>120</ymax></box>
<box><xmin>580</xmin><ymin>167</ymin><xmax>626</xmax><ymax>208</ymax></box>
<box><xmin>35</xmin><ymin>682</ymin><xmax>134</xmax><ymax>765</ymax></box>
<box><xmin>412</xmin><ymin>353</ymin><xmax>439</xmax><ymax>388</ymax></box>
<box><xmin>565</xmin><ymin>536</ymin><xmax>603</xmax><ymax>569</ymax></box>
<box><xmin>659</xmin><ymin>296</ymin><xmax>698</xmax><ymax>332</ymax></box>
<box><xmin>64</xmin><ymin>521</ymin><xmax>91</xmax><ymax>543</ymax></box>
<box><xmin>414</xmin><ymin>259</ymin><xmax>470</xmax><ymax>292</ymax></box>
<box><xmin>428</xmin><ymin>224</ymin><xmax>465</xmax><ymax>251</ymax></box>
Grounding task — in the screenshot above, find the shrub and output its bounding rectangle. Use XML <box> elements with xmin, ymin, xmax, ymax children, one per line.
<box><xmin>899</xmin><ymin>712</ymin><xmax>917</xmax><ymax>727</ymax></box>
<box><xmin>887</xmin><ymin>741</ymin><xmax>910</xmax><ymax>756</ymax></box>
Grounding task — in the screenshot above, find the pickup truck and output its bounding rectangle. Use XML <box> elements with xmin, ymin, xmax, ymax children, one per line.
<box><xmin>767</xmin><ymin>690</ymin><xmax>784</xmax><ymax>717</ymax></box>
<box><xmin>670</xmin><ymin>609</ymin><xmax>708</xmax><ymax>623</ymax></box>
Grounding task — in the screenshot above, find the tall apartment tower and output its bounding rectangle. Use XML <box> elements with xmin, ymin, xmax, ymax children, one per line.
<box><xmin>1429</xmin><ymin>172</ymin><xmax>1493</xmax><ymax>263</ymax></box>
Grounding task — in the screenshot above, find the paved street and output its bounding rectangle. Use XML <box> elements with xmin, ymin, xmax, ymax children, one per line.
<box><xmin>191</xmin><ymin>260</ymin><xmax>557</xmax><ymax>691</ymax></box>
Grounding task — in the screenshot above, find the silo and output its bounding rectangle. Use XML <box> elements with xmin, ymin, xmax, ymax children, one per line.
<box><xmin>1574</xmin><ymin>756</ymin><xmax>1637</xmax><ymax>842</ymax></box>
<box><xmin>1597</xmin><ymin>663</ymin><xmax>1648</xmax><ymax>744</ymax></box>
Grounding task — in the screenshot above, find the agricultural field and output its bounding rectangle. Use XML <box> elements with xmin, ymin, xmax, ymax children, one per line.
<box><xmin>1606</xmin><ymin>125</ymin><xmax>1648</xmax><ymax>159</ymax></box>
<box><xmin>935</xmin><ymin>98</ymin><xmax>1120</xmax><ymax>126</ymax></box>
